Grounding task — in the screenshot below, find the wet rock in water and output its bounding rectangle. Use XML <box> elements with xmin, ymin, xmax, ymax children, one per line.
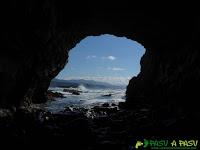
<box><xmin>63</xmin><ymin>89</ymin><xmax>81</xmax><ymax>95</ymax></box>
<box><xmin>64</xmin><ymin>106</ymin><xmax>74</xmax><ymax>112</ymax></box>
<box><xmin>73</xmin><ymin>107</ymin><xmax>88</xmax><ymax>113</ymax></box>
<box><xmin>63</xmin><ymin>106</ymin><xmax>90</xmax><ymax>117</ymax></box>
<box><xmin>72</xmin><ymin>91</ymin><xmax>80</xmax><ymax>95</ymax></box>
<box><xmin>92</xmin><ymin>106</ymin><xmax>118</xmax><ymax>115</ymax></box>
<box><xmin>111</xmin><ymin>103</ymin><xmax>117</xmax><ymax>106</ymax></box>
<box><xmin>102</xmin><ymin>94</ymin><xmax>112</xmax><ymax>97</ymax></box>
<box><xmin>102</xmin><ymin>103</ymin><xmax>110</xmax><ymax>107</ymax></box>
<box><xmin>47</xmin><ymin>90</ymin><xmax>65</xmax><ymax>100</ymax></box>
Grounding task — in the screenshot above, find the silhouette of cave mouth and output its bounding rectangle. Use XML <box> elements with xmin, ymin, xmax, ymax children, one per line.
<box><xmin>1</xmin><ymin>3</ymin><xmax>200</xmax><ymax>148</ymax></box>
<box><xmin>1</xmin><ymin>1</ymin><xmax>199</xmax><ymax>115</ymax></box>
<box><xmin>46</xmin><ymin>34</ymin><xmax>146</xmax><ymax>111</ymax></box>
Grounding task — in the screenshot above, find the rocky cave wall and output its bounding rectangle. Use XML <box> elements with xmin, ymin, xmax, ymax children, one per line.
<box><xmin>1</xmin><ymin>1</ymin><xmax>200</xmax><ymax>111</ymax></box>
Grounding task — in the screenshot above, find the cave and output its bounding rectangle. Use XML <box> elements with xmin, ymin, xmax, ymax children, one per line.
<box><xmin>46</xmin><ymin>34</ymin><xmax>146</xmax><ymax>112</ymax></box>
<box><xmin>1</xmin><ymin>0</ymin><xmax>200</xmax><ymax>149</ymax></box>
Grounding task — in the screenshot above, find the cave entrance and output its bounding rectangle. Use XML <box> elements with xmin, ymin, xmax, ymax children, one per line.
<box><xmin>46</xmin><ymin>34</ymin><xmax>146</xmax><ymax>113</ymax></box>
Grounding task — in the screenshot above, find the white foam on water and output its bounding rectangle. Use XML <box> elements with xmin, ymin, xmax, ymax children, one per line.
<box><xmin>78</xmin><ymin>84</ymin><xmax>88</xmax><ymax>92</ymax></box>
<box><xmin>45</xmin><ymin>86</ymin><xmax>126</xmax><ymax>113</ymax></box>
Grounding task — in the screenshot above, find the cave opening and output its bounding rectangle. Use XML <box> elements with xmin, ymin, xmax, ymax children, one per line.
<box><xmin>1</xmin><ymin>1</ymin><xmax>200</xmax><ymax>147</ymax></box>
<box><xmin>46</xmin><ymin>34</ymin><xmax>146</xmax><ymax>112</ymax></box>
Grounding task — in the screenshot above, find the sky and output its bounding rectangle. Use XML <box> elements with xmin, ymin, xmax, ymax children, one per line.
<box><xmin>56</xmin><ymin>34</ymin><xmax>146</xmax><ymax>85</ymax></box>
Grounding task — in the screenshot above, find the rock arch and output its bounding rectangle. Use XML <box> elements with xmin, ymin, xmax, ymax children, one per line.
<box><xmin>1</xmin><ymin>1</ymin><xmax>199</xmax><ymax>113</ymax></box>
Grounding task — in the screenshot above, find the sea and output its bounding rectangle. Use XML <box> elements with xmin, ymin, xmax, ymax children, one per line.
<box><xmin>44</xmin><ymin>85</ymin><xmax>126</xmax><ymax>113</ymax></box>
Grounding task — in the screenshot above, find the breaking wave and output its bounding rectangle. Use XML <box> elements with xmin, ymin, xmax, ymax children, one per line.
<box><xmin>45</xmin><ymin>85</ymin><xmax>126</xmax><ymax>113</ymax></box>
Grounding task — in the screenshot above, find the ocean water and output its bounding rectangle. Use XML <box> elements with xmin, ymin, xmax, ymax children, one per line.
<box><xmin>45</xmin><ymin>85</ymin><xmax>126</xmax><ymax>113</ymax></box>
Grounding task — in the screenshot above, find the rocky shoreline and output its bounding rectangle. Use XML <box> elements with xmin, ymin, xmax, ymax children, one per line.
<box><xmin>1</xmin><ymin>101</ymin><xmax>199</xmax><ymax>149</ymax></box>
<box><xmin>46</xmin><ymin>90</ymin><xmax>66</xmax><ymax>100</ymax></box>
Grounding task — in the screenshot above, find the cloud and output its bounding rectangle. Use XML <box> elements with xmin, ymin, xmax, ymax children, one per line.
<box><xmin>107</xmin><ymin>67</ymin><xmax>126</xmax><ymax>71</ymax></box>
<box><xmin>112</xmin><ymin>67</ymin><xmax>126</xmax><ymax>71</ymax></box>
<box><xmin>101</xmin><ymin>55</ymin><xmax>116</xmax><ymax>60</ymax></box>
<box><xmin>86</xmin><ymin>55</ymin><xmax>97</xmax><ymax>59</ymax></box>
<box><xmin>62</xmin><ymin>76</ymin><xmax>131</xmax><ymax>85</ymax></box>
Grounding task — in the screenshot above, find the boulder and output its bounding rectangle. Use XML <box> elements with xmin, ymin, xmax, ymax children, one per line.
<box><xmin>102</xmin><ymin>94</ymin><xmax>112</xmax><ymax>97</ymax></box>
<box><xmin>63</xmin><ymin>89</ymin><xmax>81</xmax><ymax>95</ymax></box>
<box><xmin>101</xmin><ymin>103</ymin><xmax>110</xmax><ymax>107</ymax></box>
<box><xmin>46</xmin><ymin>91</ymin><xmax>65</xmax><ymax>100</ymax></box>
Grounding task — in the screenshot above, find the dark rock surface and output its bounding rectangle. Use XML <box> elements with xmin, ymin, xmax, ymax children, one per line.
<box><xmin>0</xmin><ymin>1</ymin><xmax>200</xmax><ymax>148</ymax></box>
<box><xmin>102</xmin><ymin>94</ymin><xmax>112</xmax><ymax>97</ymax></box>
<box><xmin>1</xmin><ymin>1</ymin><xmax>200</xmax><ymax>112</ymax></box>
<box><xmin>0</xmin><ymin>107</ymin><xmax>200</xmax><ymax>149</ymax></box>
<box><xmin>46</xmin><ymin>90</ymin><xmax>65</xmax><ymax>100</ymax></box>
<box><xmin>0</xmin><ymin>1</ymin><xmax>199</xmax><ymax>110</ymax></box>
<box><xmin>63</xmin><ymin>88</ymin><xmax>81</xmax><ymax>95</ymax></box>
<box><xmin>102</xmin><ymin>103</ymin><xmax>110</xmax><ymax>107</ymax></box>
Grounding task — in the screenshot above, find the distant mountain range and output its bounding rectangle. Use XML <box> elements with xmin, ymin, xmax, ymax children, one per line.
<box><xmin>49</xmin><ymin>78</ymin><xmax>125</xmax><ymax>89</ymax></box>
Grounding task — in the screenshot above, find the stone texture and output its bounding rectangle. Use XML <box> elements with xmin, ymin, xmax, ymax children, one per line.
<box><xmin>0</xmin><ymin>0</ymin><xmax>199</xmax><ymax>115</ymax></box>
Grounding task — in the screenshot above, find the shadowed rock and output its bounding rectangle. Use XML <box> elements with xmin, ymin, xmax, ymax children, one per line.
<box><xmin>0</xmin><ymin>1</ymin><xmax>200</xmax><ymax>149</ymax></box>
<box><xmin>63</xmin><ymin>89</ymin><xmax>81</xmax><ymax>95</ymax></box>
<box><xmin>0</xmin><ymin>1</ymin><xmax>199</xmax><ymax>113</ymax></box>
<box><xmin>47</xmin><ymin>90</ymin><xmax>65</xmax><ymax>100</ymax></box>
<box><xmin>102</xmin><ymin>94</ymin><xmax>112</xmax><ymax>97</ymax></box>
